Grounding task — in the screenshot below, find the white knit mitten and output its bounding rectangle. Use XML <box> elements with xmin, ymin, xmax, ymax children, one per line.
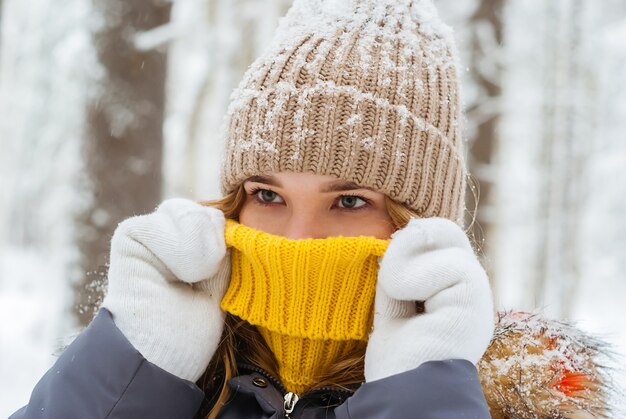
<box><xmin>101</xmin><ymin>198</ymin><xmax>230</xmax><ymax>382</ymax></box>
<box><xmin>364</xmin><ymin>217</ymin><xmax>494</xmax><ymax>382</ymax></box>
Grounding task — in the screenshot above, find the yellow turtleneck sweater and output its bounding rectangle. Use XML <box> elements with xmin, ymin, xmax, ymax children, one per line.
<box><xmin>221</xmin><ymin>220</ymin><xmax>390</xmax><ymax>393</ymax></box>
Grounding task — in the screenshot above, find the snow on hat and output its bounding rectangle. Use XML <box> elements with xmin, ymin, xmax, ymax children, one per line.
<box><xmin>221</xmin><ymin>0</ymin><xmax>467</xmax><ymax>225</ymax></box>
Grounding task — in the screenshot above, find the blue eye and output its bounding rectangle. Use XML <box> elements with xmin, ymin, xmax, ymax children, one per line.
<box><xmin>259</xmin><ymin>189</ymin><xmax>278</xmax><ymax>202</ymax></box>
<box><xmin>252</xmin><ymin>188</ymin><xmax>284</xmax><ymax>205</ymax></box>
<box><xmin>338</xmin><ymin>195</ymin><xmax>367</xmax><ymax>209</ymax></box>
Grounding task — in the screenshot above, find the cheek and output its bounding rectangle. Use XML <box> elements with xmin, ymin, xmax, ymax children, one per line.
<box><xmin>332</xmin><ymin>211</ymin><xmax>395</xmax><ymax>239</ymax></box>
<box><xmin>371</xmin><ymin>219</ymin><xmax>396</xmax><ymax>240</ymax></box>
<box><xmin>238</xmin><ymin>199</ymin><xmax>283</xmax><ymax>234</ymax></box>
<box><xmin>369</xmin><ymin>219</ymin><xmax>396</xmax><ymax>240</ymax></box>
<box><xmin>238</xmin><ymin>199</ymin><xmax>260</xmax><ymax>227</ymax></box>
<box><xmin>364</xmin><ymin>208</ymin><xmax>396</xmax><ymax>239</ymax></box>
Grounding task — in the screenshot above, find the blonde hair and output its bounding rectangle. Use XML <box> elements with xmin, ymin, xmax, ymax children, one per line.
<box><xmin>197</xmin><ymin>184</ymin><xmax>432</xmax><ymax>418</ymax></box>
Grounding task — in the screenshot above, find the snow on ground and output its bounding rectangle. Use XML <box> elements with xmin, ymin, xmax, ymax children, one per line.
<box><xmin>0</xmin><ymin>247</ymin><xmax>76</xmax><ymax>417</ymax></box>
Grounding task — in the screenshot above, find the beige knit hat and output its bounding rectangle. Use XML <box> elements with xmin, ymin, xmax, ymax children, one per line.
<box><xmin>221</xmin><ymin>0</ymin><xmax>467</xmax><ymax>225</ymax></box>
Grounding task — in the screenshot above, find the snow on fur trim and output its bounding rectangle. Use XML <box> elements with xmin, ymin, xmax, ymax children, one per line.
<box><xmin>478</xmin><ymin>311</ymin><xmax>618</xmax><ymax>419</ymax></box>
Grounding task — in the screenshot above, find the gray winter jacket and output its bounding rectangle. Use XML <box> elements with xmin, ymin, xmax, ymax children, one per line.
<box><xmin>11</xmin><ymin>309</ymin><xmax>490</xmax><ymax>418</ymax></box>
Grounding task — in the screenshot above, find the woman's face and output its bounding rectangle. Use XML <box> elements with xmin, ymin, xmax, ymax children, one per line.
<box><xmin>239</xmin><ymin>172</ymin><xmax>395</xmax><ymax>240</ymax></box>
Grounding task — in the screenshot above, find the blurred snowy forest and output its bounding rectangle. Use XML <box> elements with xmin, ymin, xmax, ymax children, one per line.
<box><xmin>1</xmin><ymin>0</ymin><xmax>625</xmax><ymax>414</ymax></box>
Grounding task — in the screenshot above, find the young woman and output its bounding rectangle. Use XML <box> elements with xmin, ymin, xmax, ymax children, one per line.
<box><xmin>12</xmin><ymin>1</ymin><xmax>497</xmax><ymax>417</ymax></box>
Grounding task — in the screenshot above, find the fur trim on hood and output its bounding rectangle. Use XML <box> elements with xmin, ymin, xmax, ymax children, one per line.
<box><xmin>478</xmin><ymin>312</ymin><xmax>620</xmax><ymax>419</ymax></box>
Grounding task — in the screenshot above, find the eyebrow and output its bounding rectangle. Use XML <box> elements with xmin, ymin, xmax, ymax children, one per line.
<box><xmin>245</xmin><ymin>175</ymin><xmax>375</xmax><ymax>193</ymax></box>
<box><xmin>321</xmin><ymin>181</ymin><xmax>376</xmax><ymax>193</ymax></box>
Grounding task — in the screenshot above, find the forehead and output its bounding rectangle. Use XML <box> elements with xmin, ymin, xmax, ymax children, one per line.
<box><xmin>244</xmin><ymin>172</ymin><xmax>378</xmax><ymax>193</ymax></box>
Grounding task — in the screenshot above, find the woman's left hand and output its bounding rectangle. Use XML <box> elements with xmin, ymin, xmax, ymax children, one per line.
<box><xmin>364</xmin><ymin>217</ymin><xmax>494</xmax><ymax>382</ymax></box>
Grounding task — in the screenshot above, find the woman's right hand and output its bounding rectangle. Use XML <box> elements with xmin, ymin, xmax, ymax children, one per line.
<box><xmin>101</xmin><ymin>198</ymin><xmax>231</xmax><ymax>382</ymax></box>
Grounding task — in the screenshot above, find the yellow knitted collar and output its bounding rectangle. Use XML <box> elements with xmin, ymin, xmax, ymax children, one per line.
<box><xmin>221</xmin><ymin>219</ymin><xmax>390</xmax><ymax>393</ymax></box>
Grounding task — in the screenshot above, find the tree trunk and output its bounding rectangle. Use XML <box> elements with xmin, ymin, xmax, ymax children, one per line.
<box><xmin>535</xmin><ymin>0</ymin><xmax>586</xmax><ymax>318</ymax></box>
<box><xmin>465</xmin><ymin>0</ymin><xmax>504</xmax><ymax>280</ymax></box>
<box><xmin>75</xmin><ymin>0</ymin><xmax>170</xmax><ymax>326</ymax></box>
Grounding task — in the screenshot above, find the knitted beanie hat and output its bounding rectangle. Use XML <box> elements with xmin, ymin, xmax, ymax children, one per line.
<box><xmin>221</xmin><ymin>0</ymin><xmax>467</xmax><ymax>225</ymax></box>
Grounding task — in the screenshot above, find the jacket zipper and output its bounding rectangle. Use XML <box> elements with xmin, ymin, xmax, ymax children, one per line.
<box><xmin>238</xmin><ymin>363</ymin><xmax>354</xmax><ymax>418</ymax></box>
<box><xmin>239</xmin><ymin>364</ymin><xmax>300</xmax><ymax>418</ymax></box>
<box><xmin>283</xmin><ymin>392</ymin><xmax>299</xmax><ymax>419</ymax></box>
